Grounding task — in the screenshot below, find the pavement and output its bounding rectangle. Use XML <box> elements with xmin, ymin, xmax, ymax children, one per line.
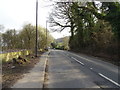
<box><xmin>11</xmin><ymin>52</ymin><xmax>48</xmax><ymax>88</ymax></box>
<box><xmin>10</xmin><ymin>49</ymin><xmax>119</xmax><ymax>88</ymax></box>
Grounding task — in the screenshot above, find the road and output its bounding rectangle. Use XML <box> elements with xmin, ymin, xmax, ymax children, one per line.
<box><xmin>45</xmin><ymin>49</ymin><xmax>119</xmax><ymax>88</ymax></box>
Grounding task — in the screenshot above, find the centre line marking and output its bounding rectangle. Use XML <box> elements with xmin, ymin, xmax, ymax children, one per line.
<box><xmin>71</xmin><ymin>57</ymin><xmax>84</xmax><ymax>65</ymax></box>
<box><xmin>98</xmin><ymin>73</ymin><xmax>120</xmax><ymax>87</ymax></box>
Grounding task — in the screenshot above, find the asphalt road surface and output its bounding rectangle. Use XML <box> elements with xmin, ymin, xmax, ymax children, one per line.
<box><xmin>45</xmin><ymin>49</ymin><xmax>119</xmax><ymax>88</ymax></box>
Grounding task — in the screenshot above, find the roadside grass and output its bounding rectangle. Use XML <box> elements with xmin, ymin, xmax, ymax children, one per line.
<box><xmin>2</xmin><ymin>52</ymin><xmax>43</xmax><ymax>88</ymax></box>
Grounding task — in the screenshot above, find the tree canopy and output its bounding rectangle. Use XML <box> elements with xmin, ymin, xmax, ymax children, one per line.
<box><xmin>49</xmin><ymin>1</ymin><xmax>119</xmax><ymax>60</ymax></box>
<box><xmin>1</xmin><ymin>24</ymin><xmax>54</xmax><ymax>52</ymax></box>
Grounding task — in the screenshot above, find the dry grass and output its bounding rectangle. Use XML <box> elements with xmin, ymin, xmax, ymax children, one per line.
<box><xmin>2</xmin><ymin>53</ymin><xmax>43</xmax><ymax>88</ymax></box>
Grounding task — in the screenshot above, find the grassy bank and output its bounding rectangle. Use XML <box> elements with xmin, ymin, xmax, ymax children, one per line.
<box><xmin>2</xmin><ymin>51</ymin><xmax>44</xmax><ymax>88</ymax></box>
<box><xmin>0</xmin><ymin>50</ymin><xmax>32</xmax><ymax>63</ymax></box>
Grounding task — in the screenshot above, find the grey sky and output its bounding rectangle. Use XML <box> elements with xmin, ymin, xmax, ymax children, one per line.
<box><xmin>0</xmin><ymin>0</ymin><xmax>70</xmax><ymax>39</ymax></box>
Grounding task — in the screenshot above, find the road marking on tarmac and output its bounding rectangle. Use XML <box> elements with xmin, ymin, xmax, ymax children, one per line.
<box><xmin>67</xmin><ymin>52</ymin><xmax>120</xmax><ymax>87</ymax></box>
<box><xmin>90</xmin><ymin>68</ymin><xmax>93</xmax><ymax>70</ymax></box>
<box><xmin>71</xmin><ymin>57</ymin><xmax>84</xmax><ymax>65</ymax></box>
<box><xmin>98</xmin><ymin>73</ymin><xmax>120</xmax><ymax>87</ymax></box>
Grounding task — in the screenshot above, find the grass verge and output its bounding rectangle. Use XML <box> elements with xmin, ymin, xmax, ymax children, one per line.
<box><xmin>2</xmin><ymin>51</ymin><xmax>44</xmax><ymax>88</ymax></box>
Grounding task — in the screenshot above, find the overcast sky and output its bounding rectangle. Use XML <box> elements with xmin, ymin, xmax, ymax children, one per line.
<box><xmin>0</xmin><ymin>0</ymin><xmax>70</xmax><ymax>39</ymax></box>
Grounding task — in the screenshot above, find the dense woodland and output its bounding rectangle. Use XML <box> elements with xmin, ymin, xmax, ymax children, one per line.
<box><xmin>49</xmin><ymin>2</ymin><xmax>120</xmax><ymax>61</ymax></box>
<box><xmin>0</xmin><ymin>24</ymin><xmax>54</xmax><ymax>52</ymax></box>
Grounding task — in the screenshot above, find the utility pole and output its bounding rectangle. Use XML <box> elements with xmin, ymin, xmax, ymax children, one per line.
<box><xmin>35</xmin><ymin>0</ymin><xmax>38</xmax><ymax>57</ymax></box>
<box><xmin>46</xmin><ymin>21</ymin><xmax>47</xmax><ymax>48</ymax></box>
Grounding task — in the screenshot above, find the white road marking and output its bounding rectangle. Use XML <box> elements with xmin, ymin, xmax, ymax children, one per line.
<box><xmin>71</xmin><ymin>57</ymin><xmax>84</xmax><ymax>65</ymax></box>
<box><xmin>79</xmin><ymin>56</ymin><xmax>90</xmax><ymax>61</ymax></box>
<box><xmin>67</xmin><ymin>51</ymin><xmax>120</xmax><ymax>87</ymax></box>
<box><xmin>90</xmin><ymin>68</ymin><xmax>93</xmax><ymax>70</ymax></box>
<box><xmin>68</xmin><ymin>52</ymin><xmax>93</xmax><ymax>62</ymax></box>
<box><xmin>98</xmin><ymin>73</ymin><xmax>120</xmax><ymax>87</ymax></box>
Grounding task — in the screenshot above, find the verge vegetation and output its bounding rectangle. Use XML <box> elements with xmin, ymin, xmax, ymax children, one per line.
<box><xmin>49</xmin><ymin>1</ymin><xmax>120</xmax><ymax>65</ymax></box>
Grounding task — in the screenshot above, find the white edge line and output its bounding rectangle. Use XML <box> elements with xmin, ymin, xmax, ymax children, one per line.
<box><xmin>79</xmin><ymin>56</ymin><xmax>90</xmax><ymax>61</ymax></box>
<box><xmin>98</xmin><ymin>73</ymin><xmax>120</xmax><ymax>87</ymax></box>
<box><xmin>90</xmin><ymin>68</ymin><xmax>93</xmax><ymax>70</ymax></box>
<box><xmin>68</xmin><ymin>52</ymin><xmax>90</xmax><ymax>61</ymax></box>
<box><xmin>71</xmin><ymin>57</ymin><xmax>84</xmax><ymax>65</ymax></box>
